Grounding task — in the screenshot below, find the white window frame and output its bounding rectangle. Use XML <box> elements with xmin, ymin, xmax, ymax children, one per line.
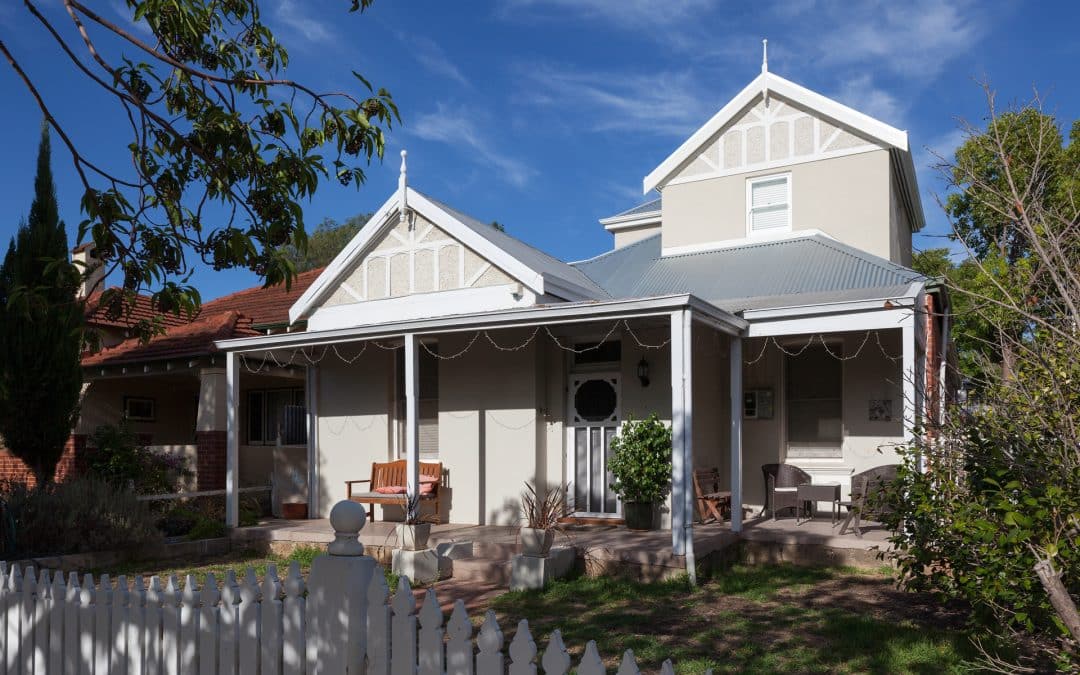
<box><xmin>745</xmin><ymin>172</ymin><xmax>792</xmax><ymax>237</ymax></box>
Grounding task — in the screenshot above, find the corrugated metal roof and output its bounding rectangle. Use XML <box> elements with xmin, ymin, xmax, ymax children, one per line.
<box><xmin>572</xmin><ymin>233</ymin><xmax>923</xmax><ymax>313</ymax></box>
<box><xmin>418</xmin><ymin>191</ymin><xmax>611</xmax><ymax>299</ymax></box>
<box><xmin>601</xmin><ymin>195</ymin><xmax>662</xmax><ymax>221</ymax></box>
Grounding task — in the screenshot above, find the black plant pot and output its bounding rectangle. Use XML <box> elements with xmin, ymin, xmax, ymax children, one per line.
<box><xmin>622</xmin><ymin>501</ymin><xmax>655</xmax><ymax>531</ymax></box>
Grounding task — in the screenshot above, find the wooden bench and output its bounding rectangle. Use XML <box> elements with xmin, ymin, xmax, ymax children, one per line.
<box><xmin>345</xmin><ymin>459</ymin><xmax>444</xmax><ymax>524</ymax></box>
<box><xmin>693</xmin><ymin>467</ymin><xmax>732</xmax><ymax>524</ymax></box>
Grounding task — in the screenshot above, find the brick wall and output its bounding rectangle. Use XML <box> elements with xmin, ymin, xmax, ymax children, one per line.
<box><xmin>0</xmin><ymin>434</ymin><xmax>89</xmax><ymax>487</ymax></box>
<box><xmin>196</xmin><ymin>430</ymin><xmax>227</xmax><ymax>491</ymax></box>
<box><xmin>924</xmin><ymin>293</ymin><xmax>941</xmax><ymax>433</ymax></box>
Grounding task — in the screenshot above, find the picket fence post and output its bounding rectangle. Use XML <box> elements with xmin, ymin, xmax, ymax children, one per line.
<box><xmin>259</xmin><ymin>566</ymin><xmax>283</xmax><ymax>675</ymax></box>
<box><xmin>445</xmin><ymin>600</ymin><xmax>473</xmax><ymax>675</ymax></box>
<box><xmin>305</xmin><ymin>499</ymin><xmax>374</xmax><ymax>675</ymax></box>
<box><xmin>417</xmin><ymin>590</ymin><xmax>444</xmax><ymax>675</ymax></box>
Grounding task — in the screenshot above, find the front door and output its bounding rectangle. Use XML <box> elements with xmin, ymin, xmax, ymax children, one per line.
<box><xmin>566</xmin><ymin>373</ymin><xmax>620</xmax><ymax>516</ymax></box>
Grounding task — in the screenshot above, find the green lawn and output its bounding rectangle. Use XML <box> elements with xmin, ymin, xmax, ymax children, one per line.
<box><xmin>490</xmin><ymin>565</ymin><xmax>977</xmax><ymax>674</ymax></box>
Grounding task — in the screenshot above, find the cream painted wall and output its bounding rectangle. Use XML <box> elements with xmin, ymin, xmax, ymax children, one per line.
<box><xmin>314</xmin><ymin>349</ymin><xmax>394</xmax><ymax>518</ymax></box>
<box><xmin>77</xmin><ymin>375</ymin><xmax>200</xmax><ymax>443</ymax></box>
<box><xmin>437</xmin><ymin>329</ymin><xmax>543</xmax><ymax>526</ymax></box>
<box><xmin>737</xmin><ymin>329</ymin><xmax>906</xmax><ymax>512</ymax></box>
<box><xmin>661</xmin><ymin>150</ymin><xmax>895</xmax><ymax>261</ymax></box>
<box><xmin>889</xmin><ymin>178</ymin><xmax>914</xmax><ymax>266</ymax></box>
<box><xmin>611</xmin><ymin>222</ymin><xmax>661</xmax><ymax>248</ymax></box>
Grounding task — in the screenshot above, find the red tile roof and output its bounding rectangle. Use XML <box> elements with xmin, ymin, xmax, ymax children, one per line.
<box><xmin>199</xmin><ymin>267</ymin><xmax>324</xmax><ymax>327</ymax></box>
<box><xmin>81</xmin><ymin>311</ymin><xmax>259</xmax><ymax>367</ymax></box>
<box><xmin>84</xmin><ymin>291</ymin><xmax>192</xmax><ymax>330</ymax></box>
<box><xmin>81</xmin><ymin>268</ymin><xmax>324</xmax><ymax>368</ymax></box>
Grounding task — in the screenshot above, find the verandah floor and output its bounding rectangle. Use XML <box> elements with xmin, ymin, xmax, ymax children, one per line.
<box><xmin>230</xmin><ymin>513</ymin><xmax>893</xmax><ymax>580</ymax></box>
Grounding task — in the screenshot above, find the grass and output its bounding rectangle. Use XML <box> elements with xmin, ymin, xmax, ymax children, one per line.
<box><xmin>98</xmin><ymin>545</ymin><xmax>403</xmax><ymax>590</ymax></box>
<box><xmin>490</xmin><ymin>564</ymin><xmax>976</xmax><ymax>674</ymax></box>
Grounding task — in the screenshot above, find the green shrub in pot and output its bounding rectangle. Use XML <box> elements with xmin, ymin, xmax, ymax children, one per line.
<box><xmin>607</xmin><ymin>414</ymin><xmax>672</xmax><ymax>530</ymax></box>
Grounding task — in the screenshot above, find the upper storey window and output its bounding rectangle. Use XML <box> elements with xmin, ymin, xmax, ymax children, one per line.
<box><xmin>746</xmin><ymin>173</ymin><xmax>791</xmax><ymax>236</ymax></box>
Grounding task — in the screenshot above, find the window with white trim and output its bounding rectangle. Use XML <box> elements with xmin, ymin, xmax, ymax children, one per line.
<box><xmin>785</xmin><ymin>343</ymin><xmax>842</xmax><ymax>458</ymax></box>
<box><xmin>747</xmin><ymin>173</ymin><xmax>791</xmax><ymax>235</ymax></box>
<box><xmin>247</xmin><ymin>388</ymin><xmax>307</xmax><ymax>446</ymax></box>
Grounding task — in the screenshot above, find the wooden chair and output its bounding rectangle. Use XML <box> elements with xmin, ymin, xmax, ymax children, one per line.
<box><xmin>345</xmin><ymin>459</ymin><xmax>444</xmax><ymax>523</ymax></box>
<box><xmin>762</xmin><ymin>463</ymin><xmax>812</xmax><ymax>520</ymax></box>
<box><xmin>693</xmin><ymin>467</ymin><xmax>732</xmax><ymax>524</ymax></box>
<box><xmin>839</xmin><ymin>464</ymin><xmax>898</xmax><ymax>537</ymax></box>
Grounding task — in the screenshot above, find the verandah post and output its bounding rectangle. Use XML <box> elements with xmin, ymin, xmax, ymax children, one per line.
<box><xmin>729</xmin><ymin>336</ymin><xmax>743</xmax><ymax>533</ymax></box>
<box><xmin>403</xmin><ymin>333</ymin><xmax>420</xmax><ymax>514</ymax></box>
<box><xmin>226</xmin><ymin>350</ymin><xmax>240</xmax><ymax>528</ymax></box>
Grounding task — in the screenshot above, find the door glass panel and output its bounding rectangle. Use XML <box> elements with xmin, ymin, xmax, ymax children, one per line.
<box><xmin>574</xmin><ymin>427</ymin><xmax>587</xmax><ymax>511</ymax></box>
<box><xmin>574</xmin><ymin>379</ymin><xmax>617</xmax><ymax>422</ymax></box>
<box><xmin>589</xmin><ymin>427</ymin><xmax>602</xmax><ymax>512</ymax></box>
<box><xmin>603</xmin><ymin>426</ymin><xmax>617</xmax><ymax>513</ymax></box>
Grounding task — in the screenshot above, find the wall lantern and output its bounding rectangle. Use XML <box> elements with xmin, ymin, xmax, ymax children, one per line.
<box><xmin>637</xmin><ymin>358</ymin><xmax>650</xmax><ymax>387</ymax></box>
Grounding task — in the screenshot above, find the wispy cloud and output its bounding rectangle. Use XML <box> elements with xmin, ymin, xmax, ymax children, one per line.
<box><xmin>397</xmin><ymin>33</ymin><xmax>469</xmax><ymax>87</ymax></box>
<box><xmin>409</xmin><ymin>103</ymin><xmax>534</xmax><ymax>187</ymax></box>
<box><xmin>517</xmin><ymin>64</ymin><xmax>714</xmax><ymax>137</ymax></box>
<box><xmin>274</xmin><ymin>0</ymin><xmax>336</xmax><ymax>45</ymax></box>
<box><xmin>110</xmin><ymin>1</ymin><xmax>154</xmax><ymax>36</ymax></box>
<box><xmin>806</xmin><ymin>0</ymin><xmax>985</xmax><ymax>79</ymax></box>
<box><xmin>833</xmin><ymin>74</ymin><xmax>908</xmax><ymax>127</ymax></box>
<box><xmin>497</xmin><ymin>0</ymin><xmax>712</xmax><ymax>30</ymax></box>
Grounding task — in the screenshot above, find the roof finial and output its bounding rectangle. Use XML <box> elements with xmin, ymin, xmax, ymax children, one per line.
<box><xmin>761</xmin><ymin>38</ymin><xmax>768</xmax><ymax>74</ymax></box>
<box><xmin>399</xmin><ymin>149</ymin><xmax>409</xmax><ymax>223</ymax></box>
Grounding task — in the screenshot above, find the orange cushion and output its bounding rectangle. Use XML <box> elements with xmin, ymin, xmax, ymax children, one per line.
<box><xmin>374</xmin><ymin>486</ymin><xmax>406</xmax><ymax>495</ymax></box>
<box><xmin>420</xmin><ymin>474</ymin><xmax>440</xmax><ymax>484</ymax></box>
<box><xmin>419</xmin><ymin>482</ymin><xmax>436</xmax><ymax>495</ymax></box>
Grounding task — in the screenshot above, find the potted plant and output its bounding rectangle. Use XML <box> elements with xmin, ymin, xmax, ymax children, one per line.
<box><xmin>607</xmin><ymin>414</ymin><xmax>673</xmax><ymax>530</ymax></box>
<box><xmin>396</xmin><ymin>492</ymin><xmax>431</xmax><ymax>551</ymax></box>
<box><xmin>519</xmin><ymin>482</ymin><xmax>567</xmax><ymax>556</ymax></box>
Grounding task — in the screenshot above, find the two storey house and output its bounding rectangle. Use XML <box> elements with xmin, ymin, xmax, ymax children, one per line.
<box><xmin>214</xmin><ymin>60</ymin><xmax>951</xmax><ymax>555</ymax></box>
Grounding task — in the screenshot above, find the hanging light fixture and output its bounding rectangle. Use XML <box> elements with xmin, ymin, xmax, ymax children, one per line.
<box><xmin>637</xmin><ymin>358</ymin><xmax>650</xmax><ymax>387</ymax></box>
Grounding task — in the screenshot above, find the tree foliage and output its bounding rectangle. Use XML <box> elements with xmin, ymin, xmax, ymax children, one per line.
<box><xmin>887</xmin><ymin>89</ymin><xmax>1080</xmax><ymax>670</ymax></box>
<box><xmin>0</xmin><ymin>127</ymin><xmax>85</xmax><ymax>486</ymax></box>
<box><xmin>0</xmin><ymin>1</ymin><xmax>398</xmax><ymax>338</ymax></box>
<box><xmin>280</xmin><ymin>212</ymin><xmax>371</xmax><ymax>272</ymax></box>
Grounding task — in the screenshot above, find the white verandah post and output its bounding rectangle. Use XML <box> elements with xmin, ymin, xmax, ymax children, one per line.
<box><xmin>225</xmin><ymin>350</ymin><xmax>240</xmax><ymax>528</ymax></box>
<box><xmin>403</xmin><ymin>333</ymin><xmax>420</xmax><ymax>516</ymax></box>
<box><xmin>670</xmin><ymin>310</ymin><xmax>693</xmax><ymax>556</ymax></box>
<box><xmin>306</xmin><ymin>364</ymin><xmax>320</xmax><ymax>518</ymax></box>
<box><xmin>729</xmin><ymin>336</ymin><xmax>743</xmax><ymax>533</ymax></box>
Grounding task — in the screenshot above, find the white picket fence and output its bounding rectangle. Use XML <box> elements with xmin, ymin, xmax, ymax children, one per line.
<box><xmin>0</xmin><ymin>501</ymin><xmax>699</xmax><ymax>674</ymax></box>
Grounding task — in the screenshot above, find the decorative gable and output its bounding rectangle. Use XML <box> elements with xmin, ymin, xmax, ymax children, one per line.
<box><xmin>672</xmin><ymin>95</ymin><xmax>882</xmax><ymax>184</ymax></box>
<box><xmin>317</xmin><ymin>213</ymin><xmax>515</xmax><ymax>310</ymax></box>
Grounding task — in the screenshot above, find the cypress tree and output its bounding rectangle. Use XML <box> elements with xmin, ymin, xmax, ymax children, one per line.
<box><xmin>0</xmin><ymin>124</ymin><xmax>84</xmax><ymax>485</ymax></box>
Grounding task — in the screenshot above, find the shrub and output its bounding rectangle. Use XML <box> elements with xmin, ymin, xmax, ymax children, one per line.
<box><xmin>186</xmin><ymin>516</ymin><xmax>226</xmax><ymax>541</ymax></box>
<box><xmin>88</xmin><ymin>423</ymin><xmax>192</xmax><ymax>495</ymax></box>
<box><xmin>607</xmin><ymin>414</ymin><xmax>672</xmax><ymax>504</ymax></box>
<box><xmin>0</xmin><ymin>476</ymin><xmax>161</xmax><ymax>557</ymax></box>
<box><xmin>520</xmin><ymin>482</ymin><xmax>567</xmax><ymax>529</ymax></box>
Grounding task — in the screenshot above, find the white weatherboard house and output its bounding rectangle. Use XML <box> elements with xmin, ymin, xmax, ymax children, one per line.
<box><xmin>217</xmin><ymin>56</ymin><xmax>950</xmax><ymax>556</ymax></box>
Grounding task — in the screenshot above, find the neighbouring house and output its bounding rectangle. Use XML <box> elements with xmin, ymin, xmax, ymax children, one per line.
<box><xmin>0</xmin><ymin>242</ymin><xmax>325</xmax><ymax>511</ymax></box>
<box><xmin>211</xmin><ymin>56</ymin><xmax>952</xmax><ymax>557</ymax></box>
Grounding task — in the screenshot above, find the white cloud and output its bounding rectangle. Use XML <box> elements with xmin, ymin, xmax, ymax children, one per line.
<box><xmin>808</xmin><ymin>0</ymin><xmax>984</xmax><ymax>79</ymax></box>
<box><xmin>497</xmin><ymin>0</ymin><xmax>712</xmax><ymax>30</ymax></box>
<box><xmin>517</xmin><ymin>64</ymin><xmax>714</xmax><ymax>137</ymax></box>
<box><xmin>833</xmin><ymin>74</ymin><xmax>907</xmax><ymax>127</ymax></box>
<box><xmin>398</xmin><ymin>33</ymin><xmax>469</xmax><ymax>87</ymax></box>
<box><xmin>110</xmin><ymin>1</ymin><xmax>154</xmax><ymax>36</ymax></box>
<box><xmin>274</xmin><ymin>0</ymin><xmax>336</xmax><ymax>45</ymax></box>
<box><xmin>409</xmin><ymin>103</ymin><xmax>534</xmax><ymax>187</ymax></box>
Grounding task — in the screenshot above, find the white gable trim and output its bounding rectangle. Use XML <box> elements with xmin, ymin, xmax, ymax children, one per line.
<box><xmin>289</xmin><ymin>187</ymin><xmax>551</xmax><ymax>324</ymax></box>
<box><xmin>643</xmin><ymin>72</ymin><xmax>910</xmax><ymax>194</ymax></box>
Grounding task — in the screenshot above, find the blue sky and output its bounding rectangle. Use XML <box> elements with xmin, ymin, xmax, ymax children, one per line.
<box><xmin>1</xmin><ymin>0</ymin><xmax>1078</xmax><ymax>301</ymax></box>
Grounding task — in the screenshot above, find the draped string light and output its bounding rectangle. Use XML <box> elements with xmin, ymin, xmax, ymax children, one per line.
<box><xmin>743</xmin><ymin>330</ymin><xmax>902</xmax><ymax>366</ymax></box>
<box><xmin>239</xmin><ymin>318</ymin><xmax>672</xmax><ymax>372</ymax></box>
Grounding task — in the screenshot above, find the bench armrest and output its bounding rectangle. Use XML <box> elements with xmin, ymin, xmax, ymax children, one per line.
<box><xmin>345</xmin><ymin>479</ymin><xmax>372</xmax><ymax>485</ymax></box>
<box><xmin>345</xmin><ymin>479</ymin><xmax>372</xmax><ymax>499</ymax></box>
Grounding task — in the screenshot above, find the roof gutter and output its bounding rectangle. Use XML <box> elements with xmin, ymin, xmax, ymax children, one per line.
<box><xmin>739</xmin><ymin>281</ymin><xmax>925</xmax><ymax>321</ymax></box>
<box><xmin>216</xmin><ymin>294</ymin><xmax>747</xmax><ymax>353</ymax></box>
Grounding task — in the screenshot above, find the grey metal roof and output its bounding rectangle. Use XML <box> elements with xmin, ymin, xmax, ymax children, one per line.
<box><xmin>418</xmin><ymin>190</ymin><xmax>611</xmax><ymax>300</ymax></box>
<box><xmin>572</xmin><ymin>233</ymin><xmax>924</xmax><ymax>313</ymax></box>
<box><xmin>601</xmin><ymin>195</ymin><xmax>662</xmax><ymax>222</ymax></box>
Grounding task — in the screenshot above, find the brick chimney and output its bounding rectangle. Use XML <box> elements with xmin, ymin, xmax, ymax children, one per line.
<box><xmin>71</xmin><ymin>242</ymin><xmax>106</xmax><ymax>299</ymax></box>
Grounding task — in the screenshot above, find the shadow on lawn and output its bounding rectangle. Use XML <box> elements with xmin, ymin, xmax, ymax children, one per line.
<box><xmin>491</xmin><ymin>564</ymin><xmax>977</xmax><ymax>674</ymax></box>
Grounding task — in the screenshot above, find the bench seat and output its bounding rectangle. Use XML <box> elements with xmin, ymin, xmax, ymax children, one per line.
<box><xmin>346</xmin><ymin>459</ymin><xmax>443</xmax><ymax>524</ymax></box>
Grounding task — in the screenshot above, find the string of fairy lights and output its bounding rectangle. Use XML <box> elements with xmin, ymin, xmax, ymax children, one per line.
<box><xmin>238</xmin><ymin>321</ymin><xmax>902</xmax><ymax>374</ymax></box>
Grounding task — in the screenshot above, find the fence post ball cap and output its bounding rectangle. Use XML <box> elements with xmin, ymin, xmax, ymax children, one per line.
<box><xmin>328</xmin><ymin>500</ymin><xmax>367</xmax><ymax>556</ymax></box>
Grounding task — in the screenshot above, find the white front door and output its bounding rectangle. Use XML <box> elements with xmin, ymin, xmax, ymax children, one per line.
<box><xmin>566</xmin><ymin>373</ymin><xmax>620</xmax><ymax>516</ymax></box>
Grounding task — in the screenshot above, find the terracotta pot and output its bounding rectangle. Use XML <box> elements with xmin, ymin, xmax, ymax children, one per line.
<box><xmin>396</xmin><ymin>523</ymin><xmax>432</xmax><ymax>551</ymax></box>
<box><xmin>281</xmin><ymin>502</ymin><xmax>308</xmax><ymax>520</ymax></box>
<box><xmin>622</xmin><ymin>502</ymin><xmax>655</xmax><ymax>531</ymax></box>
<box><xmin>520</xmin><ymin>527</ymin><xmax>555</xmax><ymax>557</ymax></box>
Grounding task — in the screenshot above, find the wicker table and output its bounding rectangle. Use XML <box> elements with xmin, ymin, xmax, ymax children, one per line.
<box><xmin>796</xmin><ymin>483</ymin><xmax>842</xmax><ymax>525</ymax></box>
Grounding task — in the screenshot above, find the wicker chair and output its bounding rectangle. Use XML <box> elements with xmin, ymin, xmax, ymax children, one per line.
<box><xmin>762</xmin><ymin>463</ymin><xmax>812</xmax><ymax>520</ymax></box>
<box><xmin>839</xmin><ymin>464</ymin><xmax>899</xmax><ymax>537</ymax></box>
